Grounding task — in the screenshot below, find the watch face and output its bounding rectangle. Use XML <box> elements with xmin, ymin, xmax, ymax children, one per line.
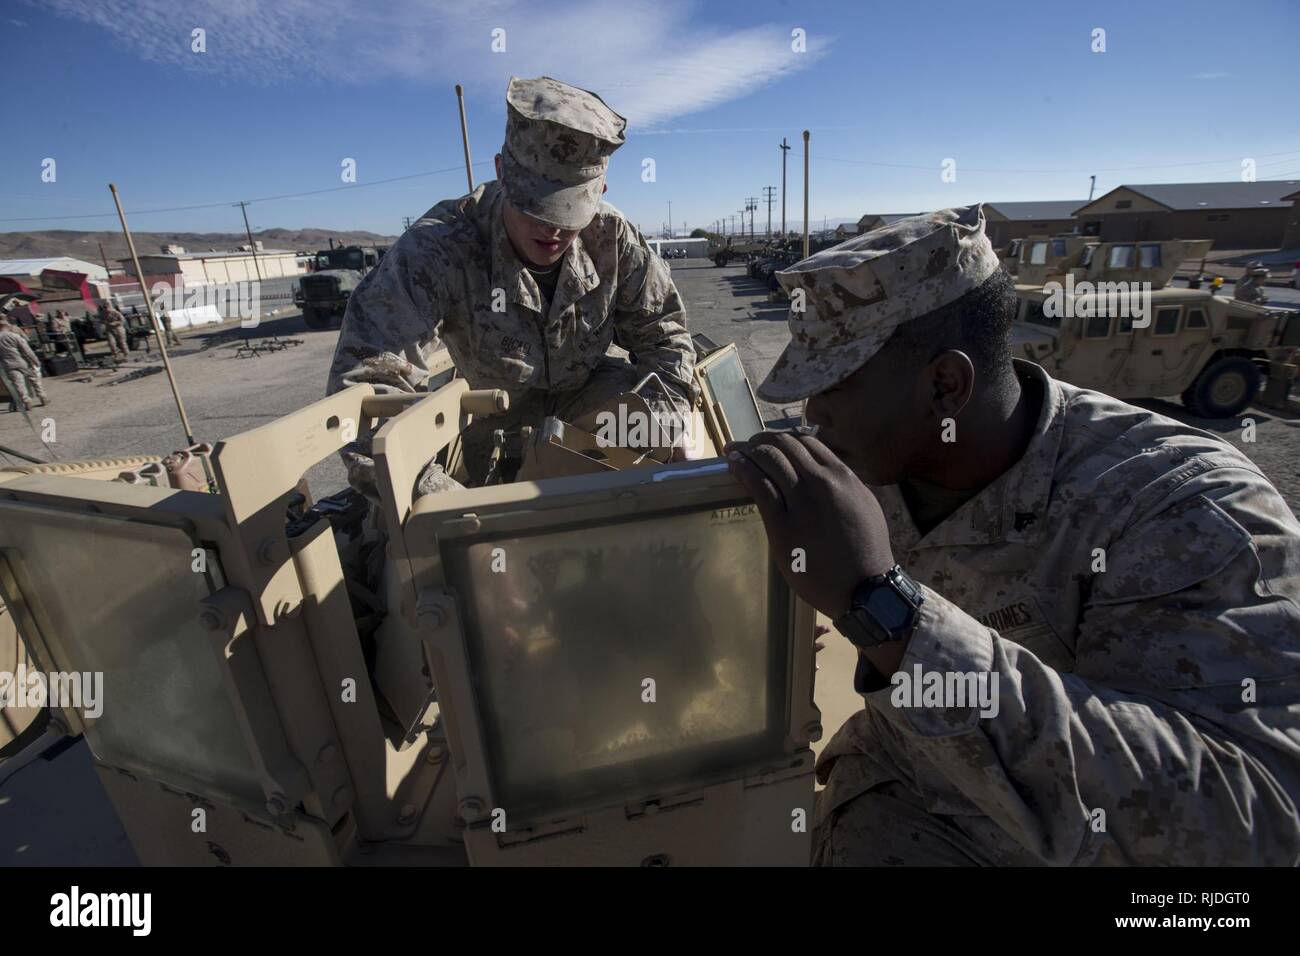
<box><xmin>865</xmin><ymin>586</ymin><xmax>912</xmax><ymax>632</ymax></box>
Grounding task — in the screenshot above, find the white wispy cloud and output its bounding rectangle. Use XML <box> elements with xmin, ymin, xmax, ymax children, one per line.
<box><xmin>38</xmin><ymin>0</ymin><xmax>827</xmax><ymax>128</ymax></box>
<box><xmin>1192</xmin><ymin>72</ymin><xmax>1231</xmax><ymax>80</ymax></box>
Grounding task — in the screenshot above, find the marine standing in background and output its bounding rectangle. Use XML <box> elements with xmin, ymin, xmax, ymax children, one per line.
<box><xmin>159</xmin><ymin>306</ymin><xmax>182</xmax><ymax>348</ymax></box>
<box><xmin>0</xmin><ymin>300</ymin><xmax>48</xmax><ymax>411</ymax></box>
<box><xmin>1234</xmin><ymin>261</ymin><xmax>1271</xmax><ymax>304</ymax></box>
<box><xmin>327</xmin><ymin>75</ymin><xmax>698</xmax><ymax>487</ymax></box>
<box><xmin>98</xmin><ymin>302</ymin><xmax>129</xmax><ymax>360</ymax></box>
<box><xmin>727</xmin><ymin>206</ymin><xmax>1300</xmax><ymax>865</ymax></box>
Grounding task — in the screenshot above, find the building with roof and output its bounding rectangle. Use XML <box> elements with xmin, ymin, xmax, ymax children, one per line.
<box><xmin>1072</xmin><ymin>181</ymin><xmax>1300</xmax><ymax>249</ymax></box>
<box><xmin>983</xmin><ymin>200</ymin><xmax>1084</xmax><ymax>246</ymax></box>
<box><xmin>645</xmin><ymin>237</ymin><xmax>709</xmax><ymax>258</ymax></box>
<box><xmin>0</xmin><ymin>257</ymin><xmax>108</xmax><ymax>282</ymax></box>
<box><xmin>856</xmin><ymin>213</ymin><xmax>918</xmax><ymax>233</ymax></box>
<box><xmin>117</xmin><ymin>244</ymin><xmax>304</xmax><ymax>287</ymax></box>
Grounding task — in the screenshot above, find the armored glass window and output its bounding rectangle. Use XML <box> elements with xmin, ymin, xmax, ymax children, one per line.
<box><xmin>1080</xmin><ymin>245</ymin><xmax>1096</xmax><ymax>268</ymax></box>
<box><xmin>1185</xmin><ymin>309</ymin><xmax>1209</xmax><ymax>330</ymax></box>
<box><xmin>1117</xmin><ymin>314</ymin><xmax>1135</xmax><ymax>334</ymax></box>
<box><xmin>1083</xmin><ymin>315</ymin><xmax>1111</xmax><ymax>339</ymax></box>
<box><xmin>0</xmin><ymin>505</ymin><xmax>263</xmax><ymax>806</ymax></box>
<box><xmin>1153</xmin><ymin>307</ymin><xmax>1181</xmax><ymax>336</ymax></box>
<box><xmin>1138</xmin><ymin>244</ymin><xmax>1162</xmax><ymax>268</ymax></box>
<box><xmin>696</xmin><ymin>344</ymin><xmax>764</xmax><ymax>444</ymax></box>
<box><xmin>1108</xmin><ymin>245</ymin><xmax>1136</xmax><ymax>269</ymax></box>
<box><xmin>1050</xmin><ymin>239</ymin><xmax>1068</xmax><ymax>258</ymax></box>
<box><xmin>1029</xmin><ymin>242</ymin><xmax>1048</xmax><ymax>265</ymax></box>
<box><xmin>439</xmin><ymin>501</ymin><xmax>790</xmax><ymax>821</ymax></box>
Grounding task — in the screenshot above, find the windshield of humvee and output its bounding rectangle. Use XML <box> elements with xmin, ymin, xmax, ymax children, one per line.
<box><xmin>316</xmin><ymin>249</ymin><xmax>364</xmax><ymax>270</ymax></box>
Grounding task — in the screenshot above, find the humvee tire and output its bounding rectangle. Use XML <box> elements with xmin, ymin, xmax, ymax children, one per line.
<box><xmin>714</xmin><ymin>254</ymin><xmax>727</xmax><ymax>267</ymax></box>
<box><xmin>1181</xmin><ymin>356</ymin><xmax>1261</xmax><ymax>418</ymax></box>
<box><xmin>302</xmin><ymin>307</ymin><xmax>331</xmax><ymax>330</ymax></box>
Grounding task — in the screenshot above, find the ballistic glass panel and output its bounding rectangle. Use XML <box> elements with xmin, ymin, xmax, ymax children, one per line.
<box><xmin>699</xmin><ymin>349</ymin><xmax>766</xmax><ymax>443</ymax></box>
<box><xmin>1108</xmin><ymin>245</ymin><xmax>1136</xmax><ymax>269</ymax></box>
<box><xmin>0</xmin><ymin>504</ymin><xmax>263</xmax><ymax>806</ymax></box>
<box><xmin>1154</xmin><ymin>308</ymin><xmax>1180</xmax><ymax>336</ymax></box>
<box><xmin>444</xmin><ymin>500</ymin><xmax>789</xmax><ymax>820</ymax></box>
<box><xmin>1083</xmin><ymin>315</ymin><xmax>1111</xmax><ymax>339</ymax></box>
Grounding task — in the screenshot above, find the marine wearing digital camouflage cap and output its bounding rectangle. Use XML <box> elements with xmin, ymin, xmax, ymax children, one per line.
<box><xmin>328</xmin><ymin>76</ymin><xmax>698</xmax><ymax>487</ymax></box>
<box><xmin>727</xmin><ymin>205</ymin><xmax>1300</xmax><ymax>865</ymax></box>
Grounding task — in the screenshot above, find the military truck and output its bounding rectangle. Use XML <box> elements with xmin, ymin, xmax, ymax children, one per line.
<box><xmin>294</xmin><ymin>245</ymin><xmax>387</xmax><ymax>330</ymax></box>
<box><xmin>709</xmin><ymin>237</ymin><xmax>767</xmax><ymax>267</ymax></box>
<box><xmin>1012</xmin><ymin>239</ymin><xmax>1300</xmax><ymax>418</ymax></box>
<box><xmin>0</xmin><ymin>340</ymin><xmax>818</xmax><ymax>866</ymax></box>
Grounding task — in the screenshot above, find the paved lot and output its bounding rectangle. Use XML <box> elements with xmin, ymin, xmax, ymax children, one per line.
<box><xmin>673</xmin><ymin>260</ymin><xmax>1300</xmax><ymax>515</ymax></box>
<box><xmin>3</xmin><ymin>257</ymin><xmax>1298</xmax><ymax>513</ymax></box>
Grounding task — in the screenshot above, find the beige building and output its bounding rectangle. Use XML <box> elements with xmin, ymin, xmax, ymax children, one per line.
<box><xmin>856</xmin><ymin>213</ymin><xmax>919</xmax><ymax>233</ymax></box>
<box><xmin>983</xmin><ymin>200</ymin><xmax>1083</xmax><ymax>247</ymax></box>
<box><xmin>119</xmin><ymin>245</ymin><xmax>304</xmax><ymax>285</ymax></box>
<box><xmin>1073</xmin><ymin>181</ymin><xmax>1299</xmax><ymax>249</ymax></box>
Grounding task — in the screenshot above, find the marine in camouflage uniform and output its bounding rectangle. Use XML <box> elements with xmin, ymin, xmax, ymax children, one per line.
<box><xmin>99</xmin><ymin>303</ymin><xmax>129</xmax><ymax>360</ymax></box>
<box><xmin>327</xmin><ymin>76</ymin><xmax>697</xmax><ymax>487</ymax></box>
<box><xmin>1233</xmin><ymin>262</ymin><xmax>1271</xmax><ymax>305</ymax></box>
<box><xmin>0</xmin><ymin>310</ymin><xmax>47</xmax><ymax>411</ymax></box>
<box><xmin>728</xmin><ymin>206</ymin><xmax>1300</xmax><ymax>865</ymax></box>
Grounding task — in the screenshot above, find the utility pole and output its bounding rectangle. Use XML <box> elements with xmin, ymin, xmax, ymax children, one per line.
<box><xmin>233</xmin><ymin>200</ymin><xmax>264</xmax><ymax>286</ymax></box>
<box><xmin>402</xmin><ymin>216</ymin><xmax>413</xmax><ymax>230</ymax></box>
<box><xmin>745</xmin><ymin>197</ymin><xmax>758</xmax><ymax>239</ymax></box>
<box><xmin>1088</xmin><ymin>175</ymin><xmax>1097</xmax><ymax>202</ymax></box>
<box><xmin>455</xmin><ymin>84</ymin><xmax>474</xmax><ymax>192</ymax></box>
<box><xmin>668</xmin><ymin>201</ymin><xmax>673</xmax><ymax>238</ymax></box>
<box><xmin>762</xmin><ymin>186</ymin><xmax>776</xmax><ymax>238</ymax></box>
<box><xmin>780</xmin><ymin>138</ymin><xmax>791</xmax><ymax>238</ymax></box>
<box><xmin>111</xmin><ymin>183</ymin><xmax>198</xmax><ymax>451</ymax></box>
<box><xmin>802</xmin><ymin>130</ymin><xmax>810</xmax><ymax>258</ymax></box>
<box><xmin>96</xmin><ymin>240</ymin><xmax>113</xmax><ymax>278</ymax></box>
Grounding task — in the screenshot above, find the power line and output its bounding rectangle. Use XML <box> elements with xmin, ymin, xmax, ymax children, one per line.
<box><xmin>0</xmin><ymin>161</ymin><xmax>495</xmax><ymax>225</ymax></box>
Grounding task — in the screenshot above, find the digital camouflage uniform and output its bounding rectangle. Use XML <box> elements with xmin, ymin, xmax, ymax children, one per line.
<box><xmin>100</xmin><ymin>306</ymin><xmax>129</xmax><ymax>359</ymax></box>
<box><xmin>760</xmin><ymin>206</ymin><xmax>1300</xmax><ymax>866</ymax></box>
<box><xmin>160</xmin><ymin>311</ymin><xmax>182</xmax><ymax>348</ymax></box>
<box><xmin>1234</xmin><ymin>263</ymin><xmax>1270</xmax><ymax>305</ymax></box>
<box><xmin>327</xmin><ymin>76</ymin><xmax>697</xmax><ymax>486</ymax></box>
<box><xmin>0</xmin><ymin>324</ymin><xmax>46</xmax><ymax>409</ymax></box>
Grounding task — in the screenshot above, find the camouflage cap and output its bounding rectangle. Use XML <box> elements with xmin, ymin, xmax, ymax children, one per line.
<box><xmin>500</xmin><ymin>76</ymin><xmax>627</xmax><ymax>231</ymax></box>
<box><xmin>756</xmin><ymin>205</ymin><xmax>1001</xmax><ymax>403</ymax></box>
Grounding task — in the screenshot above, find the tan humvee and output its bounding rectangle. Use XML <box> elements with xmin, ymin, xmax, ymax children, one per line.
<box><xmin>1013</xmin><ymin>285</ymin><xmax>1300</xmax><ymax>417</ymax></box>
<box><xmin>0</xmin><ymin>340</ymin><xmax>820</xmax><ymax>866</ymax></box>
<box><xmin>1011</xmin><ymin>237</ymin><xmax>1299</xmax><ymax>417</ymax></box>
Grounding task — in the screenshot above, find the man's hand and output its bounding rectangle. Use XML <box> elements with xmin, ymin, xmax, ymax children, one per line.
<box><xmin>725</xmin><ymin>431</ymin><xmax>895</xmax><ymax>620</ymax></box>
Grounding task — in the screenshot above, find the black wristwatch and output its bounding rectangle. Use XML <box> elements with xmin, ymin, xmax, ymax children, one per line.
<box><xmin>833</xmin><ymin>565</ymin><xmax>925</xmax><ymax>649</ymax></box>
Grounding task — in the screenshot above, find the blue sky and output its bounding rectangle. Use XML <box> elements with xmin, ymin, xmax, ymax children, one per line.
<box><xmin>3</xmin><ymin>0</ymin><xmax>1298</xmax><ymax>238</ymax></box>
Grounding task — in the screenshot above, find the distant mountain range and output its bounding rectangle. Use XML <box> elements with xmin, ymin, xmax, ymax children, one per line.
<box><xmin>0</xmin><ymin>229</ymin><xmax>402</xmax><ymax>265</ymax></box>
